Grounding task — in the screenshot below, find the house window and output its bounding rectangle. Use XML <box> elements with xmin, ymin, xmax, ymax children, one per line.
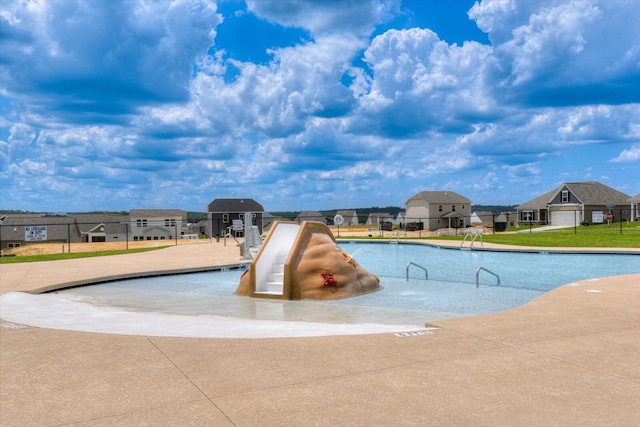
<box><xmin>165</xmin><ymin>219</ymin><xmax>170</xmax><ymax>226</ymax></box>
<box><xmin>133</xmin><ymin>236</ymin><xmax>138</xmax><ymax>241</ymax></box>
<box><xmin>452</xmin><ymin>205</ymin><xmax>456</xmax><ymax>212</ymax></box>
<box><xmin>438</xmin><ymin>205</ymin><xmax>443</xmax><ymax>212</ymax></box>
<box><xmin>561</xmin><ymin>190</ymin><xmax>569</xmax><ymax>203</ymax></box>
<box><xmin>223</xmin><ymin>214</ymin><xmax>229</xmax><ymax>222</ymax></box>
<box><xmin>239</xmin><ymin>213</ymin><xmax>244</xmax><ymax>219</ymax></box>
<box><xmin>521</xmin><ymin>210</ymin><xmax>534</xmax><ymax>221</ymax></box>
<box><xmin>136</xmin><ymin>219</ymin><xmax>142</xmax><ymax>227</ymax></box>
<box><xmin>8</xmin><ymin>243</ymin><xmax>21</xmax><ymax>248</ymax></box>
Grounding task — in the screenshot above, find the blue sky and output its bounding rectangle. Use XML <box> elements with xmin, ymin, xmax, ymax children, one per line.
<box><xmin>1</xmin><ymin>0</ymin><xmax>638</xmax><ymax>213</ymax></box>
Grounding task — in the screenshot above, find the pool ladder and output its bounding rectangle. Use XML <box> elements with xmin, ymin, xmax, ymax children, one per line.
<box><xmin>406</xmin><ymin>262</ymin><xmax>428</xmax><ymax>280</ymax></box>
<box><xmin>405</xmin><ymin>262</ymin><xmax>501</xmax><ymax>288</ymax></box>
<box><xmin>389</xmin><ymin>230</ymin><xmax>406</xmax><ymax>243</ymax></box>
<box><xmin>476</xmin><ymin>267</ymin><xmax>500</xmax><ymax>287</ymax></box>
<box><xmin>461</xmin><ymin>232</ymin><xmax>483</xmax><ymax>249</ymax></box>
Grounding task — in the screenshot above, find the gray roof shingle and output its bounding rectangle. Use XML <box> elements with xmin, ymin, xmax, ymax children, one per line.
<box><xmin>130</xmin><ymin>209</ymin><xmax>187</xmax><ymax>220</ymax></box>
<box><xmin>517</xmin><ymin>181</ymin><xmax>631</xmax><ymax>209</ymax></box>
<box><xmin>406</xmin><ymin>191</ymin><xmax>471</xmax><ymax>204</ymax></box>
<box><xmin>206</xmin><ymin>199</ymin><xmax>264</xmax><ymax>213</ymax></box>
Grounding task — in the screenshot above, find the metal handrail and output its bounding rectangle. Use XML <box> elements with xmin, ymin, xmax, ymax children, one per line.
<box><xmin>470</xmin><ymin>233</ymin><xmax>483</xmax><ymax>248</ymax></box>
<box><xmin>389</xmin><ymin>230</ymin><xmax>406</xmax><ymax>243</ymax></box>
<box><xmin>462</xmin><ymin>231</ymin><xmax>484</xmax><ymax>248</ymax></box>
<box><xmin>476</xmin><ymin>267</ymin><xmax>500</xmax><ymax>287</ymax></box>
<box><xmin>406</xmin><ymin>262</ymin><xmax>428</xmax><ymax>281</ymax></box>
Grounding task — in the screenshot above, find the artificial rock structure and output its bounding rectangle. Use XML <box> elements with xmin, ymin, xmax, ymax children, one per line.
<box><xmin>236</xmin><ymin>221</ymin><xmax>380</xmax><ymax>300</ymax></box>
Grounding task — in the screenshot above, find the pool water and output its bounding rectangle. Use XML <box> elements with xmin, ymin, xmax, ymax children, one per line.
<box><xmin>56</xmin><ymin>243</ymin><xmax>640</xmax><ymax>325</ymax></box>
<box><xmin>342</xmin><ymin>242</ymin><xmax>640</xmax><ymax>292</ymax></box>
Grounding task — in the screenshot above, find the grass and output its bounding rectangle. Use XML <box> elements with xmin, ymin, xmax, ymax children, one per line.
<box><xmin>337</xmin><ymin>222</ymin><xmax>640</xmax><ymax>248</ymax></box>
<box><xmin>429</xmin><ymin>222</ymin><xmax>640</xmax><ymax>248</ymax></box>
<box><xmin>0</xmin><ymin>246</ymin><xmax>168</xmax><ymax>264</ymax></box>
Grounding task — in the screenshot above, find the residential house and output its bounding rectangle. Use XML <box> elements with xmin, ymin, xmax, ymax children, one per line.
<box><xmin>336</xmin><ymin>210</ymin><xmax>359</xmax><ymax>225</ymax></box>
<box><xmin>129</xmin><ymin>209</ymin><xmax>187</xmax><ymax>242</ymax></box>
<box><xmin>405</xmin><ymin>191</ymin><xmax>472</xmax><ymax>230</ymax></box>
<box><xmin>191</xmin><ymin>220</ymin><xmax>209</xmax><ymax>236</ymax></box>
<box><xmin>262</xmin><ymin>212</ymin><xmax>293</xmax><ymax>231</ymax></box>
<box><xmin>470</xmin><ymin>211</ymin><xmax>493</xmax><ymax>225</ymax></box>
<box><xmin>206</xmin><ymin>199</ymin><xmax>264</xmax><ymax>238</ymax></box>
<box><xmin>516</xmin><ymin>181</ymin><xmax>631</xmax><ymax>226</ymax></box>
<box><xmin>629</xmin><ymin>194</ymin><xmax>640</xmax><ymax>221</ymax></box>
<box><xmin>74</xmin><ymin>213</ymin><xmax>129</xmax><ymax>242</ymax></box>
<box><xmin>295</xmin><ymin>211</ymin><xmax>327</xmax><ymax>224</ymax></box>
<box><xmin>365</xmin><ymin>213</ymin><xmax>394</xmax><ymax>231</ymax></box>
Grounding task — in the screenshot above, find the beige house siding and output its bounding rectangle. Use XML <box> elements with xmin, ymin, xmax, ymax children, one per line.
<box><xmin>405</xmin><ymin>191</ymin><xmax>472</xmax><ymax>231</ymax></box>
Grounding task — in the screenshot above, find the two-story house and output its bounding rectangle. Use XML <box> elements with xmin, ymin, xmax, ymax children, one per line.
<box><xmin>405</xmin><ymin>191</ymin><xmax>472</xmax><ymax>230</ymax></box>
<box><xmin>206</xmin><ymin>199</ymin><xmax>264</xmax><ymax>238</ymax></box>
<box><xmin>129</xmin><ymin>209</ymin><xmax>187</xmax><ymax>241</ymax></box>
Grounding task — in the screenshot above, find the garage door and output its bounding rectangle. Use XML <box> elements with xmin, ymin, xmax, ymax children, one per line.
<box><xmin>551</xmin><ymin>211</ymin><xmax>579</xmax><ymax>226</ymax></box>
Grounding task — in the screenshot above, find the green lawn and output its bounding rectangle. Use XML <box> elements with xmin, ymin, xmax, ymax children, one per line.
<box><xmin>0</xmin><ymin>247</ymin><xmax>167</xmax><ymax>264</ymax></box>
<box><xmin>432</xmin><ymin>222</ymin><xmax>640</xmax><ymax>248</ymax></box>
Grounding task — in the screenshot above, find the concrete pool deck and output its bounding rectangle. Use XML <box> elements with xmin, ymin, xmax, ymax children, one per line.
<box><xmin>1</xmin><ymin>240</ymin><xmax>639</xmax><ymax>425</ymax></box>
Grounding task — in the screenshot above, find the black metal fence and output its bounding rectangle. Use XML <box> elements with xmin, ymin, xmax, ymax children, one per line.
<box><xmin>288</xmin><ymin>209</ymin><xmax>637</xmax><ymax>236</ymax></box>
<box><xmin>0</xmin><ymin>219</ymin><xmax>187</xmax><ymax>253</ymax></box>
<box><xmin>1</xmin><ymin>208</ymin><xmax>637</xmax><ymax>253</ymax></box>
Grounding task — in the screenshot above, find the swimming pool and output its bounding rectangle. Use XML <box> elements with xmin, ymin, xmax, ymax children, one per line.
<box><xmin>55</xmin><ymin>242</ymin><xmax>640</xmax><ymax>325</ymax></box>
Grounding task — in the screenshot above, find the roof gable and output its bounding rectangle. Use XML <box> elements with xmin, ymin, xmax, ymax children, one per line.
<box><xmin>295</xmin><ymin>211</ymin><xmax>326</xmax><ymax>222</ymax></box>
<box><xmin>73</xmin><ymin>214</ymin><xmax>129</xmax><ymax>233</ymax></box>
<box><xmin>564</xmin><ymin>182</ymin><xmax>630</xmax><ymax>205</ymax></box>
<box><xmin>548</xmin><ymin>184</ymin><xmax>583</xmax><ymax>205</ymax></box>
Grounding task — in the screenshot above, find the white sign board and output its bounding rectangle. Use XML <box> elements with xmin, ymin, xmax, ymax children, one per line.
<box><xmin>232</xmin><ymin>219</ymin><xmax>244</xmax><ymax>231</ymax></box>
<box><xmin>25</xmin><ymin>226</ymin><xmax>47</xmax><ymax>241</ymax></box>
<box><xmin>592</xmin><ymin>211</ymin><xmax>604</xmax><ymax>223</ymax></box>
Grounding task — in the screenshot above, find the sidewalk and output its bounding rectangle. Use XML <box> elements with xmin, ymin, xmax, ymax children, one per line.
<box><xmin>1</xmin><ymin>241</ymin><xmax>639</xmax><ymax>426</ymax></box>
